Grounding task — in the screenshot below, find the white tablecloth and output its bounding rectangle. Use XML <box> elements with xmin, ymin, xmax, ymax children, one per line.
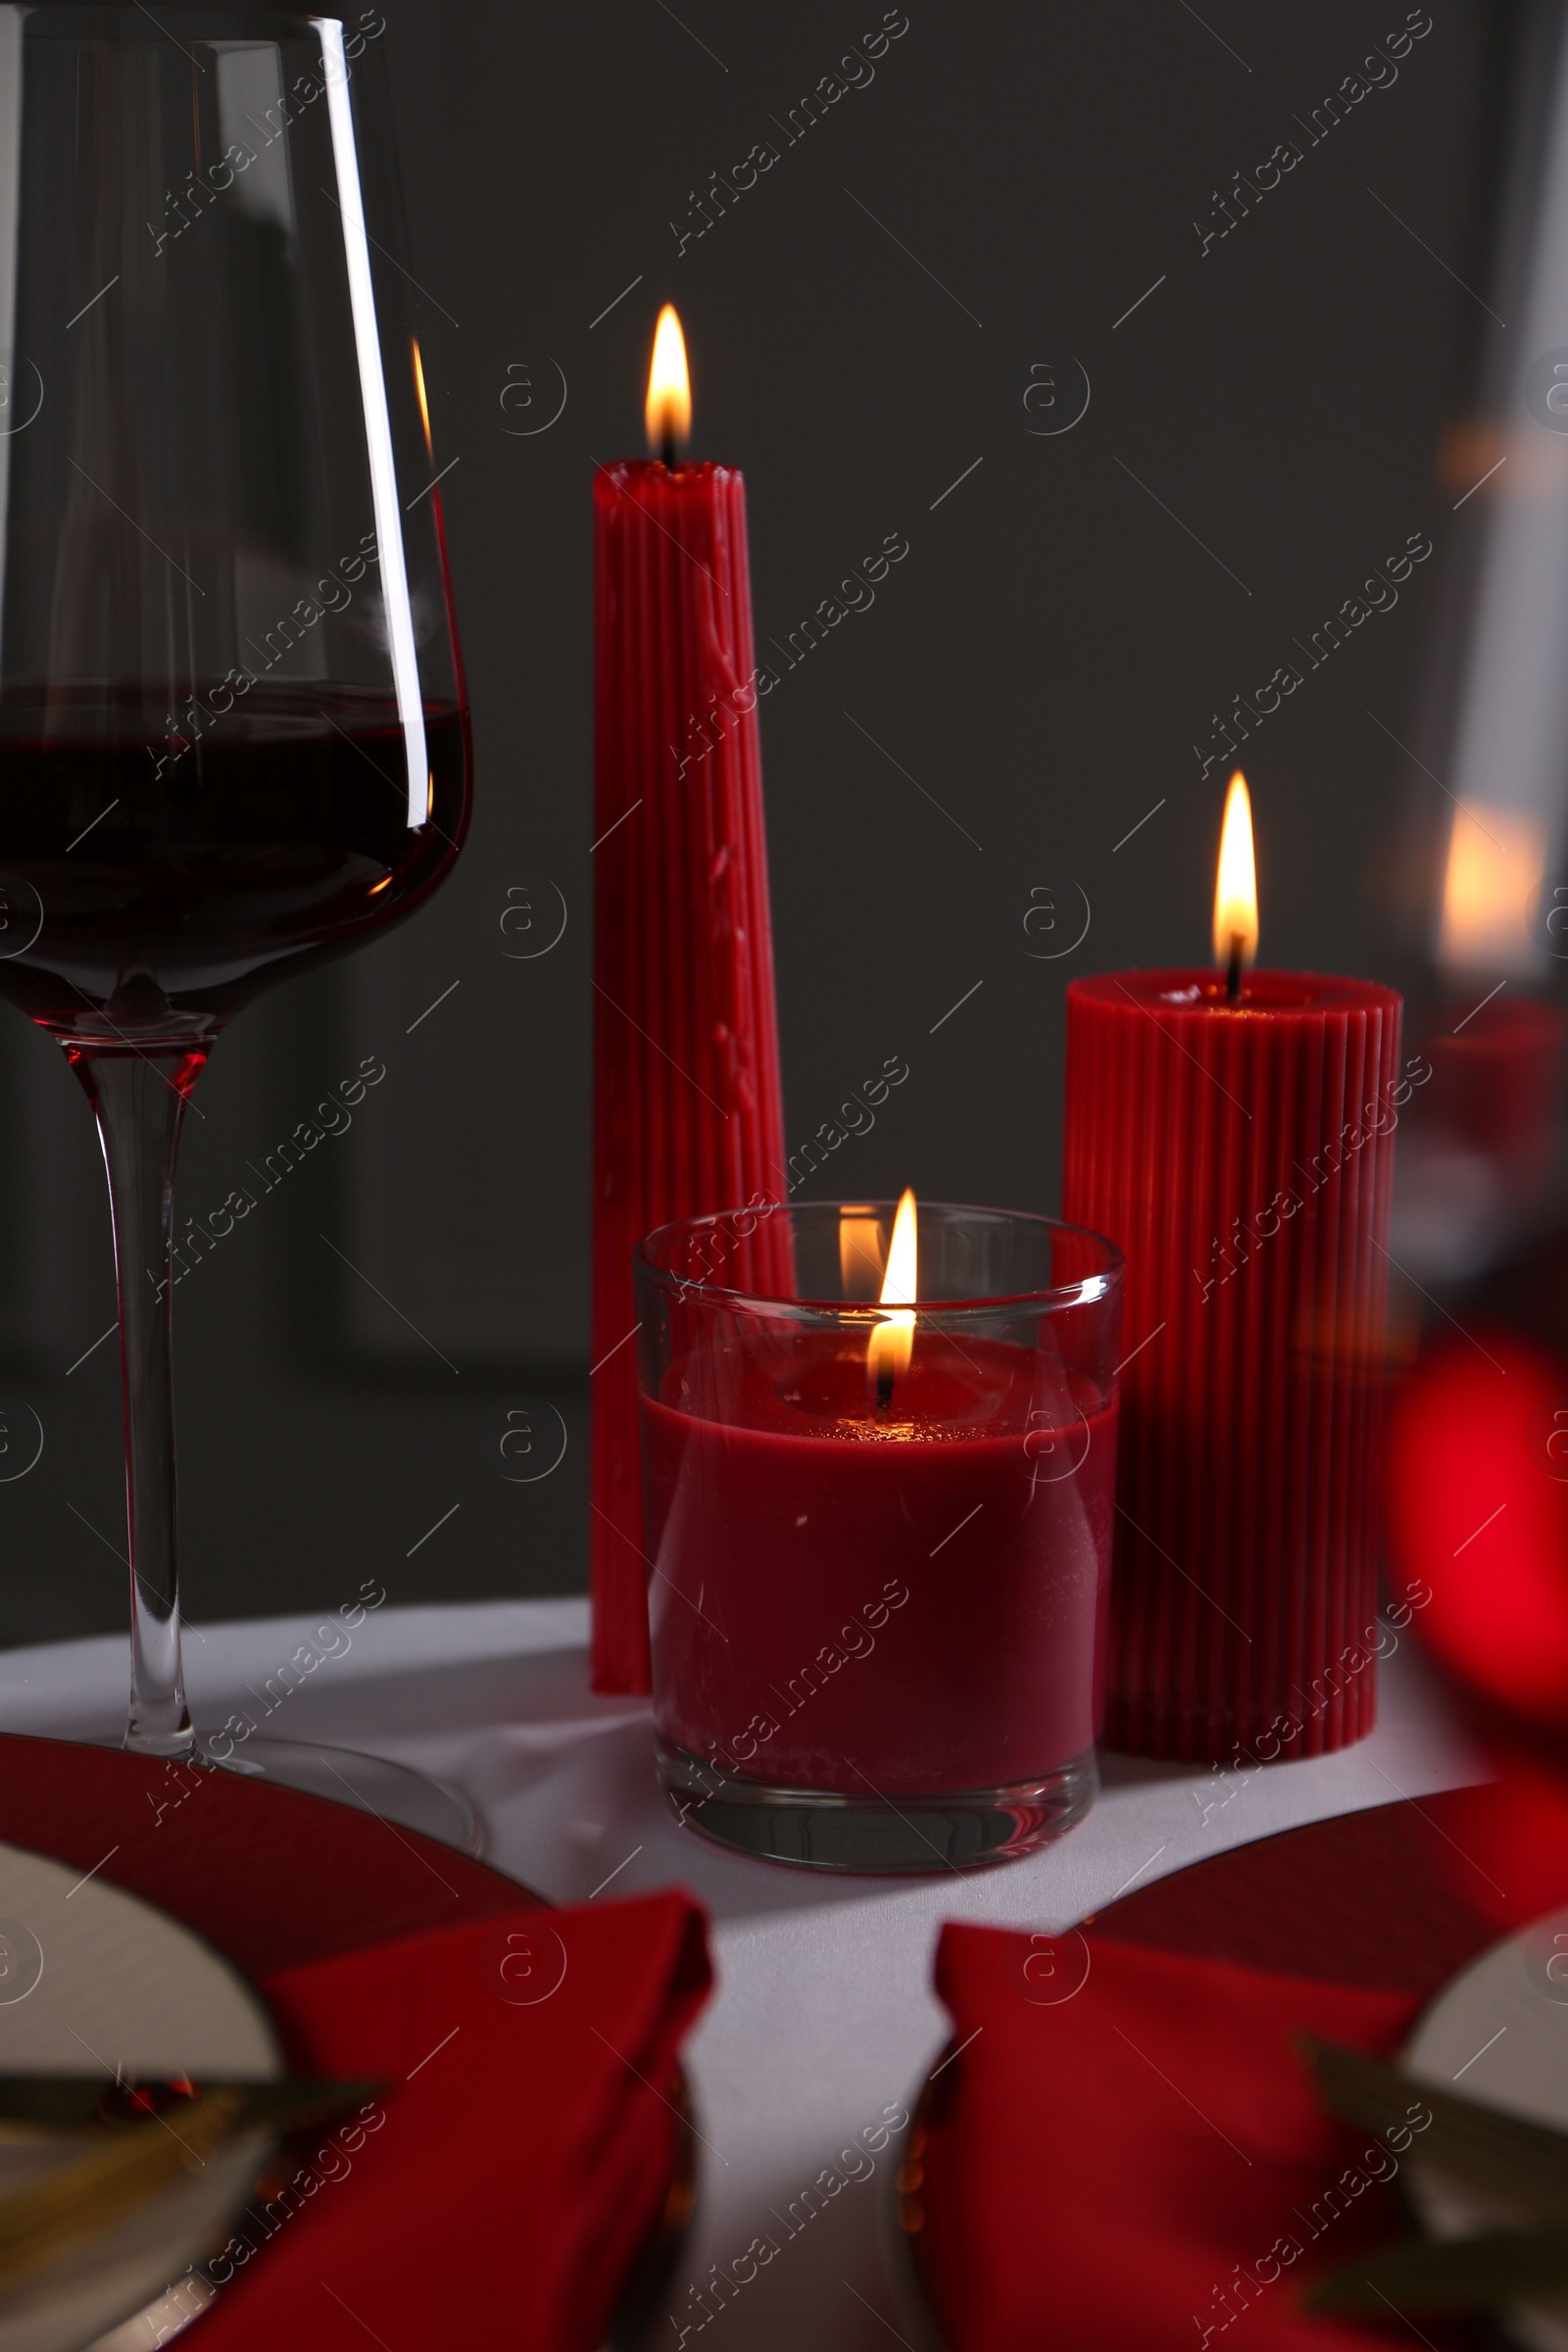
<box><xmin>0</xmin><ymin>1601</ymin><xmax>1486</xmax><ymax>2349</ymax></box>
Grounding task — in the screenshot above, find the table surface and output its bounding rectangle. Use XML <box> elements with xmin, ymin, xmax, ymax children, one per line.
<box><xmin>0</xmin><ymin>1600</ymin><xmax>1487</xmax><ymax>2351</ymax></box>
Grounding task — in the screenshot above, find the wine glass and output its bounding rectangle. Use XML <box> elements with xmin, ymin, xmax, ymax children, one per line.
<box><xmin>0</xmin><ymin>4</ymin><xmax>472</xmax><ymax>1826</ymax></box>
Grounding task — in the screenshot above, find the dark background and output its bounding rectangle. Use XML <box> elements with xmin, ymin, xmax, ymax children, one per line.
<box><xmin>0</xmin><ymin>1</ymin><xmax>1514</xmax><ymax>1642</ymax></box>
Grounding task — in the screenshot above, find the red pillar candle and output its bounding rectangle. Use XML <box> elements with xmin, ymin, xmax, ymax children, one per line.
<box><xmin>590</xmin><ymin>308</ymin><xmax>789</xmax><ymax>1693</ymax></box>
<box><xmin>1060</xmin><ymin>775</ymin><xmax>1405</xmax><ymax>1763</ymax></box>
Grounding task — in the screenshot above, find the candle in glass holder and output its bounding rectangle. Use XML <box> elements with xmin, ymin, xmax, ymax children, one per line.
<box><xmin>1062</xmin><ymin>774</ymin><xmax>1406</xmax><ymax>1763</ymax></box>
<box><xmin>635</xmin><ymin>1197</ymin><xmax>1123</xmax><ymax>1872</ymax></box>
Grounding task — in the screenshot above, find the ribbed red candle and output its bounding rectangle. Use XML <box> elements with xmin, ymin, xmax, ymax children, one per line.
<box><xmin>1061</xmin><ymin>970</ymin><xmax>1404</xmax><ymax>1762</ymax></box>
<box><xmin>590</xmin><ymin>462</ymin><xmax>789</xmax><ymax>1693</ymax></box>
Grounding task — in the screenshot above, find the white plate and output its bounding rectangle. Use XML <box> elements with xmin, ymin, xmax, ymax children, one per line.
<box><xmin>1403</xmin><ymin>1906</ymin><xmax>1568</xmax><ymax>2352</ymax></box>
<box><xmin>0</xmin><ymin>1837</ymin><xmax>280</xmax><ymax>2352</ymax></box>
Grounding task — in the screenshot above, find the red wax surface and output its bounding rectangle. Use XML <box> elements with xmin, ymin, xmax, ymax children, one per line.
<box><xmin>1063</xmin><ymin>968</ymin><xmax>1402</xmax><ymax>1763</ymax></box>
<box><xmin>642</xmin><ymin>1332</ymin><xmax>1118</xmax><ymax>1793</ymax></box>
<box><xmin>590</xmin><ymin>462</ymin><xmax>789</xmax><ymax>1693</ymax></box>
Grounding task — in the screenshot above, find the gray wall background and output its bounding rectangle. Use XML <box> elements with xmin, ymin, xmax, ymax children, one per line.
<box><xmin>0</xmin><ymin>1</ymin><xmax>1507</xmax><ymax>1642</ymax></box>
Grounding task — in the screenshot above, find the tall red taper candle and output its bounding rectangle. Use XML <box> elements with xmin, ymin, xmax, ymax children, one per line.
<box><xmin>590</xmin><ymin>309</ymin><xmax>789</xmax><ymax>1693</ymax></box>
<box><xmin>1061</xmin><ymin>775</ymin><xmax>1406</xmax><ymax>1762</ymax></box>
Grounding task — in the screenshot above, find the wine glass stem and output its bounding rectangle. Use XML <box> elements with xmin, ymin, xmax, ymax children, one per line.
<box><xmin>71</xmin><ymin>1048</ymin><xmax>207</xmax><ymax>1759</ymax></box>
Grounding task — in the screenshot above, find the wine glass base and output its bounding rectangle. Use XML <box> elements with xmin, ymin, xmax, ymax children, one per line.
<box><xmin>208</xmin><ymin>1737</ymin><xmax>482</xmax><ymax>1856</ymax></box>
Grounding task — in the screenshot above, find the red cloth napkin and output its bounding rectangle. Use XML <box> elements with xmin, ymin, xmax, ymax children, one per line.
<box><xmin>183</xmin><ymin>1890</ymin><xmax>710</xmax><ymax>2352</ymax></box>
<box><xmin>921</xmin><ymin>1924</ymin><xmax>1436</xmax><ymax>2352</ymax></box>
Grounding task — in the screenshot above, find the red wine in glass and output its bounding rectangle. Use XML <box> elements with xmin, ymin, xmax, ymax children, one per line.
<box><xmin>0</xmin><ymin>4</ymin><xmax>473</xmax><ymax>1788</ymax></box>
<box><xmin>0</xmin><ymin>686</ymin><xmax>467</xmax><ymax>1029</ymax></box>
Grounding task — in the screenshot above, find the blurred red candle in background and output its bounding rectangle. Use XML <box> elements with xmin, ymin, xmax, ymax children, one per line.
<box><xmin>589</xmin><ymin>308</ymin><xmax>790</xmax><ymax>1693</ymax></box>
<box><xmin>1388</xmin><ymin>1328</ymin><xmax>1568</xmax><ymax>1733</ymax></box>
<box><xmin>1062</xmin><ymin>774</ymin><xmax>1405</xmax><ymax>1762</ymax></box>
<box><xmin>1423</xmin><ymin>994</ymin><xmax>1567</xmax><ymax>1191</ymax></box>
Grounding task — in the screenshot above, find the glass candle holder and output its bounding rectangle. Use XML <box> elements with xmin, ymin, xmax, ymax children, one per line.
<box><xmin>634</xmin><ymin>1201</ymin><xmax>1124</xmax><ymax>1871</ymax></box>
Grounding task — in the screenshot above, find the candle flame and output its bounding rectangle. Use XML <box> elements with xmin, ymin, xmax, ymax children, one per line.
<box><xmin>412</xmin><ymin>337</ymin><xmax>433</xmax><ymax>461</ymax></box>
<box><xmin>1212</xmin><ymin>770</ymin><xmax>1258</xmax><ymax>968</ymax></box>
<box><xmin>867</xmin><ymin>1189</ymin><xmax>917</xmax><ymax>1401</ymax></box>
<box><xmin>839</xmin><ymin>1205</ymin><xmax>885</xmax><ymax>1301</ymax></box>
<box><xmin>645</xmin><ymin>305</ymin><xmax>691</xmax><ymax>458</ymax></box>
<box><xmin>1438</xmin><ymin>800</ymin><xmax>1547</xmax><ymax>975</ymax></box>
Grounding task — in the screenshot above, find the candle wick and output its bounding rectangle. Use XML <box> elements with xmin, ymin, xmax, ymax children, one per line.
<box><xmin>660</xmin><ymin>426</ymin><xmax>678</xmax><ymax>473</ymax></box>
<box><xmin>1226</xmin><ymin>933</ymin><xmax>1244</xmax><ymax>1004</ymax></box>
<box><xmin>874</xmin><ymin>1359</ymin><xmax>895</xmax><ymax>1413</ymax></box>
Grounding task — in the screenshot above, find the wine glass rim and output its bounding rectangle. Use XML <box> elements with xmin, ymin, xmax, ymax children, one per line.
<box><xmin>634</xmin><ymin>1199</ymin><xmax>1125</xmax><ymax>1315</ymax></box>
